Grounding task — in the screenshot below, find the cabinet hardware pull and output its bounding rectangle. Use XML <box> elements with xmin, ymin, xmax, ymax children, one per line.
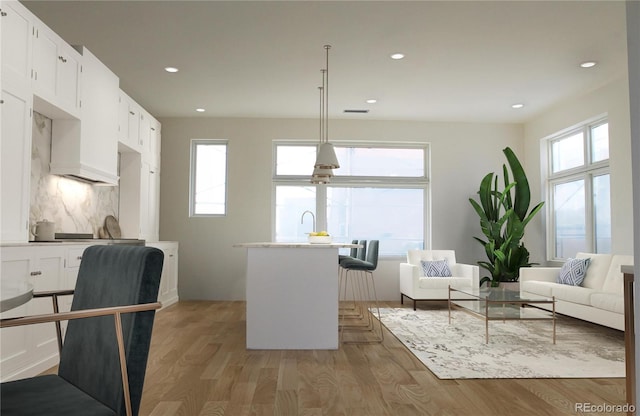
<box><xmin>1</xmin><ymin>11</ymin><xmax>7</xmax><ymax>17</ymax></box>
<box><xmin>129</xmin><ymin>111</ymin><xmax>135</xmax><ymax>115</ymax></box>
<box><xmin>30</xmin><ymin>271</ymin><xmax>42</xmax><ymax>276</ymax></box>
<box><xmin>77</xmin><ymin>256</ymin><xmax>82</xmax><ymax>260</ymax></box>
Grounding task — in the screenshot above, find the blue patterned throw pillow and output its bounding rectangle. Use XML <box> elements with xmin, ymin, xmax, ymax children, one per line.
<box><xmin>420</xmin><ymin>259</ymin><xmax>452</xmax><ymax>277</ymax></box>
<box><xmin>557</xmin><ymin>258</ymin><xmax>591</xmax><ymax>286</ymax></box>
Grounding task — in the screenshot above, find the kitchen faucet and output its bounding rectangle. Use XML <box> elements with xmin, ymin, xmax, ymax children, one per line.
<box><xmin>300</xmin><ymin>210</ymin><xmax>316</xmax><ymax>232</ymax></box>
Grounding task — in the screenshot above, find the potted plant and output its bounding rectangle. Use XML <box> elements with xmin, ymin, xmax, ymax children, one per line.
<box><xmin>468</xmin><ymin>147</ymin><xmax>544</xmax><ymax>287</ymax></box>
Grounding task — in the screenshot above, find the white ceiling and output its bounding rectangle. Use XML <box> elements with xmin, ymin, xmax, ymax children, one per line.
<box><xmin>23</xmin><ymin>0</ymin><xmax>629</xmax><ymax>123</ymax></box>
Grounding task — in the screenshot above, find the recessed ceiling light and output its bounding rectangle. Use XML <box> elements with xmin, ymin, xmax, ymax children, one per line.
<box><xmin>390</xmin><ymin>53</ymin><xmax>405</xmax><ymax>60</ymax></box>
<box><xmin>580</xmin><ymin>61</ymin><xmax>597</xmax><ymax>68</ymax></box>
<box><xmin>511</xmin><ymin>103</ymin><xmax>524</xmax><ymax>109</ymax></box>
<box><xmin>164</xmin><ymin>66</ymin><xmax>179</xmax><ymax>73</ymax></box>
<box><xmin>196</xmin><ymin>108</ymin><xmax>206</xmax><ymax>113</ymax></box>
<box><xmin>366</xmin><ymin>99</ymin><xmax>377</xmax><ymax>104</ymax></box>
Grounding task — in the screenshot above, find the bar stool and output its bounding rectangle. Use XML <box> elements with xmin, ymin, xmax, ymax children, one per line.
<box><xmin>339</xmin><ymin>240</ymin><xmax>383</xmax><ymax>343</ymax></box>
<box><xmin>339</xmin><ymin>240</ymin><xmax>366</xmax><ymax>319</ymax></box>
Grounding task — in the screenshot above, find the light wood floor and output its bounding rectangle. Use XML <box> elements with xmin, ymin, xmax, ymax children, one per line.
<box><xmin>139</xmin><ymin>301</ymin><xmax>626</xmax><ymax>416</ymax></box>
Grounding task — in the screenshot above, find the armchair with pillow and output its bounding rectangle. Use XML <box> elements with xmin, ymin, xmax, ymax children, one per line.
<box><xmin>400</xmin><ymin>250</ymin><xmax>480</xmax><ymax>310</ymax></box>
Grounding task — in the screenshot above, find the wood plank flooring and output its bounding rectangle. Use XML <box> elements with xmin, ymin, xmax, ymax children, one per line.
<box><xmin>139</xmin><ymin>301</ymin><xmax>626</xmax><ymax>416</ymax></box>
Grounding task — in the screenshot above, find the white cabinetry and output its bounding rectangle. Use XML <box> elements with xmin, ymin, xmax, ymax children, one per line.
<box><xmin>1</xmin><ymin>1</ymin><xmax>33</xmax><ymax>243</ymax></box>
<box><xmin>1</xmin><ymin>80</ymin><xmax>33</xmax><ymax>243</ymax></box>
<box><xmin>146</xmin><ymin>242</ymin><xmax>179</xmax><ymax>308</ymax></box>
<box><xmin>1</xmin><ymin>0</ymin><xmax>33</xmax><ymax>89</ymax></box>
<box><xmin>118</xmin><ymin>95</ymin><xmax>161</xmax><ymax>242</ymax></box>
<box><xmin>119</xmin><ymin>154</ymin><xmax>160</xmax><ymax>242</ymax></box>
<box><xmin>31</xmin><ymin>18</ymin><xmax>81</xmax><ymax>118</ymax></box>
<box><xmin>50</xmin><ymin>47</ymin><xmax>119</xmax><ymax>184</ymax></box>
<box><xmin>118</xmin><ymin>89</ymin><xmax>141</xmax><ymax>152</ymax></box>
<box><xmin>0</xmin><ymin>245</ymin><xmax>66</xmax><ymax>381</ymax></box>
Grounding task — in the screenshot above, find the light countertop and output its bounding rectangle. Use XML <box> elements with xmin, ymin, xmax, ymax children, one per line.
<box><xmin>234</xmin><ymin>242</ymin><xmax>360</xmax><ymax>248</ymax></box>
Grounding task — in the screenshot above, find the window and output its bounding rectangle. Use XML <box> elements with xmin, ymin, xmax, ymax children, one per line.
<box><xmin>189</xmin><ymin>139</ymin><xmax>227</xmax><ymax>216</ymax></box>
<box><xmin>547</xmin><ymin>119</ymin><xmax>610</xmax><ymax>259</ymax></box>
<box><xmin>273</xmin><ymin>143</ymin><xmax>429</xmax><ymax>256</ymax></box>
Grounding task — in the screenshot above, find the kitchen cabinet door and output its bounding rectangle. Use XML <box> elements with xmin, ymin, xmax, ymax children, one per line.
<box><xmin>31</xmin><ymin>21</ymin><xmax>58</xmax><ymax>103</ymax></box>
<box><xmin>30</xmin><ymin>17</ymin><xmax>81</xmax><ymax>118</ymax></box>
<box><xmin>0</xmin><ymin>248</ymin><xmax>35</xmax><ymax>381</ymax></box>
<box><xmin>1</xmin><ymin>0</ymin><xmax>33</xmax><ymax>89</ymax></box>
<box><xmin>0</xmin><ymin>245</ymin><xmax>65</xmax><ymax>382</ymax></box>
<box><xmin>1</xmin><ymin>81</ymin><xmax>32</xmax><ymax>243</ymax></box>
<box><xmin>146</xmin><ymin>242</ymin><xmax>179</xmax><ymax>308</ymax></box>
<box><xmin>118</xmin><ymin>90</ymin><xmax>141</xmax><ymax>152</ymax></box>
<box><xmin>55</xmin><ymin>41</ymin><xmax>82</xmax><ymax>115</ymax></box>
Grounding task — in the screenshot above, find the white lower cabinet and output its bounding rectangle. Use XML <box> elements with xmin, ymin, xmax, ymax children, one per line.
<box><xmin>146</xmin><ymin>242</ymin><xmax>179</xmax><ymax>308</ymax></box>
<box><xmin>0</xmin><ymin>245</ymin><xmax>66</xmax><ymax>381</ymax></box>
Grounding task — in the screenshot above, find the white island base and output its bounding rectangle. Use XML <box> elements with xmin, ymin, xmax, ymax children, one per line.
<box><xmin>236</xmin><ymin>243</ymin><xmax>358</xmax><ymax>350</ymax></box>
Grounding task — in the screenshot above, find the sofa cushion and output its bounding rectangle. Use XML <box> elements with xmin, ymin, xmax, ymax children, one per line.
<box><xmin>601</xmin><ymin>255</ymin><xmax>634</xmax><ymax>295</ymax></box>
<box><xmin>557</xmin><ymin>258</ymin><xmax>591</xmax><ymax>286</ymax></box>
<box><xmin>521</xmin><ymin>280</ymin><xmax>554</xmax><ymax>297</ymax></box>
<box><xmin>576</xmin><ymin>252</ymin><xmax>612</xmax><ymax>290</ymax></box>
<box><xmin>590</xmin><ymin>292</ymin><xmax>624</xmax><ymax>314</ymax></box>
<box><xmin>551</xmin><ymin>284</ymin><xmax>595</xmax><ymax>306</ymax></box>
<box><xmin>418</xmin><ymin>276</ymin><xmax>471</xmax><ymax>290</ymax></box>
<box><xmin>420</xmin><ymin>259</ymin><xmax>452</xmax><ymax>277</ymax></box>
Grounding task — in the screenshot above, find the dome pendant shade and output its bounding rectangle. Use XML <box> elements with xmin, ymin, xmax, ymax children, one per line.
<box><xmin>315</xmin><ymin>143</ymin><xmax>340</xmax><ymax>169</ymax></box>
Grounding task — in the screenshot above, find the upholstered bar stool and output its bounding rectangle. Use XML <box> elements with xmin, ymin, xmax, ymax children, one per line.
<box><xmin>339</xmin><ymin>240</ymin><xmax>366</xmax><ymax>320</ymax></box>
<box><xmin>339</xmin><ymin>240</ymin><xmax>383</xmax><ymax>343</ymax></box>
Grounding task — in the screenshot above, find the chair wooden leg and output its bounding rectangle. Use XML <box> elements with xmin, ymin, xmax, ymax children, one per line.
<box><xmin>114</xmin><ymin>312</ymin><xmax>133</xmax><ymax>416</ymax></box>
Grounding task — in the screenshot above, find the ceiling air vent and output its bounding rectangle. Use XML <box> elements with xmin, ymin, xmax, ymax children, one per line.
<box><xmin>343</xmin><ymin>109</ymin><xmax>369</xmax><ymax>114</ymax></box>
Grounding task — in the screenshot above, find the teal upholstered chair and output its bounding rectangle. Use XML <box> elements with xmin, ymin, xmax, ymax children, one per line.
<box><xmin>1</xmin><ymin>245</ymin><xmax>164</xmax><ymax>416</ymax></box>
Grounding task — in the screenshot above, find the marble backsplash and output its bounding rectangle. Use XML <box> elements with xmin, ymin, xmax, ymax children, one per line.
<box><xmin>29</xmin><ymin>112</ymin><xmax>119</xmax><ymax>239</ymax></box>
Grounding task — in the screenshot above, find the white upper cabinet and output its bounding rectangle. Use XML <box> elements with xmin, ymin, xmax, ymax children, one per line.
<box><xmin>30</xmin><ymin>17</ymin><xmax>81</xmax><ymax>118</ymax></box>
<box><xmin>1</xmin><ymin>1</ymin><xmax>33</xmax><ymax>88</ymax></box>
<box><xmin>50</xmin><ymin>47</ymin><xmax>119</xmax><ymax>185</ymax></box>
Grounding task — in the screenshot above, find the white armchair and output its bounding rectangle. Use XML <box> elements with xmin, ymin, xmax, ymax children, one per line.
<box><xmin>399</xmin><ymin>250</ymin><xmax>480</xmax><ymax>310</ymax></box>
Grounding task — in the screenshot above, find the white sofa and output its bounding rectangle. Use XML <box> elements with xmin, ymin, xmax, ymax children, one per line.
<box><xmin>400</xmin><ymin>250</ymin><xmax>479</xmax><ymax>310</ymax></box>
<box><xmin>520</xmin><ymin>252</ymin><xmax>634</xmax><ymax>331</ymax></box>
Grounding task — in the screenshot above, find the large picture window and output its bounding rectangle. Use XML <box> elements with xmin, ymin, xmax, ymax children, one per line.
<box><xmin>189</xmin><ymin>139</ymin><xmax>228</xmax><ymax>216</ymax></box>
<box><xmin>547</xmin><ymin>119</ymin><xmax>610</xmax><ymax>259</ymax></box>
<box><xmin>273</xmin><ymin>142</ymin><xmax>429</xmax><ymax>256</ymax></box>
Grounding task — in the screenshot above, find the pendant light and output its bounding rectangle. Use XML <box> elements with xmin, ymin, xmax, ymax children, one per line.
<box><xmin>311</xmin><ymin>78</ymin><xmax>332</xmax><ymax>184</ymax></box>
<box><xmin>314</xmin><ymin>45</ymin><xmax>340</xmax><ymax>170</ymax></box>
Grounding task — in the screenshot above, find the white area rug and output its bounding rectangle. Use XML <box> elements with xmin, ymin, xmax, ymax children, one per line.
<box><xmin>377</xmin><ymin>307</ymin><xmax>625</xmax><ymax>379</ymax></box>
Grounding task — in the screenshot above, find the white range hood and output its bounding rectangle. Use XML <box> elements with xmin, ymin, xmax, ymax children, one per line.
<box><xmin>50</xmin><ymin>47</ymin><xmax>119</xmax><ymax>186</ymax></box>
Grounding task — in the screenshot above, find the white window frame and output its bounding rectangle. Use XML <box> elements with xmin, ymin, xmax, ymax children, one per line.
<box><xmin>272</xmin><ymin>141</ymin><xmax>431</xmax><ymax>257</ymax></box>
<box><xmin>189</xmin><ymin>139</ymin><xmax>228</xmax><ymax>217</ymax></box>
<box><xmin>545</xmin><ymin>117</ymin><xmax>610</xmax><ymax>261</ymax></box>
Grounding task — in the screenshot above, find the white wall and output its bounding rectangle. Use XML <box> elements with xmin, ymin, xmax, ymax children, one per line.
<box><xmin>523</xmin><ymin>76</ymin><xmax>634</xmax><ymax>263</ymax></box>
<box><xmin>158</xmin><ymin>117</ymin><xmax>522</xmax><ymax>300</ymax></box>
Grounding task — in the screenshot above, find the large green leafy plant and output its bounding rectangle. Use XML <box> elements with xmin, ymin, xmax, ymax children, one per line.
<box><xmin>469</xmin><ymin>147</ymin><xmax>544</xmax><ymax>287</ymax></box>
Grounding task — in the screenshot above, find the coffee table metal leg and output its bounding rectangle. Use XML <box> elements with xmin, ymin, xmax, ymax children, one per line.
<box><xmin>553</xmin><ymin>297</ymin><xmax>556</xmax><ymax>344</ymax></box>
<box><xmin>485</xmin><ymin>299</ymin><xmax>489</xmax><ymax>344</ymax></box>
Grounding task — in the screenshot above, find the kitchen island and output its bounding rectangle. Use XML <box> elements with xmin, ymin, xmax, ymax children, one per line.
<box><xmin>234</xmin><ymin>242</ymin><xmax>359</xmax><ymax>350</ymax></box>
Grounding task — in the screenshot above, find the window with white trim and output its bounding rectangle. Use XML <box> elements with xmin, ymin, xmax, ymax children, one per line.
<box><xmin>273</xmin><ymin>142</ymin><xmax>429</xmax><ymax>256</ymax></box>
<box><xmin>547</xmin><ymin>119</ymin><xmax>610</xmax><ymax>260</ymax></box>
<box><xmin>189</xmin><ymin>139</ymin><xmax>227</xmax><ymax>216</ymax></box>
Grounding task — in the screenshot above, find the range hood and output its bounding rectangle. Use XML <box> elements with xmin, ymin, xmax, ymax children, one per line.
<box><xmin>49</xmin><ymin>46</ymin><xmax>120</xmax><ymax>186</ymax></box>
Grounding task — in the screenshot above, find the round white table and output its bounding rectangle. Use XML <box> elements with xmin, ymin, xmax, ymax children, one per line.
<box><xmin>1</xmin><ymin>281</ymin><xmax>34</xmax><ymax>313</ymax></box>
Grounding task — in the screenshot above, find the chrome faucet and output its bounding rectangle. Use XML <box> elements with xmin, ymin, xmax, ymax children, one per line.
<box><xmin>301</xmin><ymin>210</ymin><xmax>316</xmax><ymax>232</ymax></box>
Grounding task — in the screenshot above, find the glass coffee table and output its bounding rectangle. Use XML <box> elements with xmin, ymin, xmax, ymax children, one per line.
<box><xmin>448</xmin><ymin>285</ymin><xmax>556</xmax><ymax>344</ymax></box>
